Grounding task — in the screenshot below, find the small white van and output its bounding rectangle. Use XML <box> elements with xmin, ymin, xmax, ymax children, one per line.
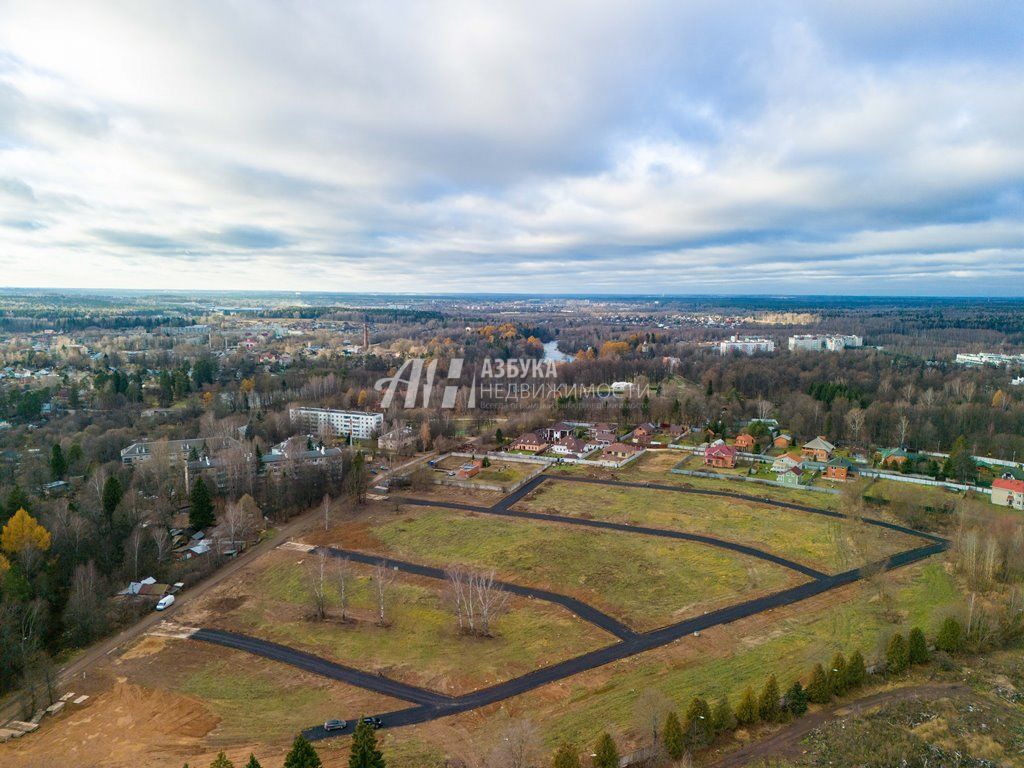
<box><xmin>155</xmin><ymin>595</ymin><xmax>175</xmax><ymax>611</ymax></box>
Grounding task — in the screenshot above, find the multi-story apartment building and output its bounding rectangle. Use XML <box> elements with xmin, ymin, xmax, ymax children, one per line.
<box><xmin>718</xmin><ymin>336</ymin><xmax>775</xmax><ymax>355</ymax></box>
<box><xmin>788</xmin><ymin>334</ymin><xmax>864</xmax><ymax>352</ymax></box>
<box><xmin>288</xmin><ymin>407</ymin><xmax>384</xmax><ymax>440</ymax></box>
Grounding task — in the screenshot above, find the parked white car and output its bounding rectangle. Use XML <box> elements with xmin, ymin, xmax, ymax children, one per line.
<box><xmin>155</xmin><ymin>595</ymin><xmax>175</xmax><ymax>611</ymax></box>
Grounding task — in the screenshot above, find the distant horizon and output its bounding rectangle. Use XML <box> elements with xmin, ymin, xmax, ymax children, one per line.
<box><xmin>2</xmin><ymin>286</ymin><xmax>1024</xmax><ymax>303</ymax></box>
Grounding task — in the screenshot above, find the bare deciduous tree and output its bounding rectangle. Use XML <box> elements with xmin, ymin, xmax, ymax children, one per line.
<box><xmin>373</xmin><ymin>560</ymin><xmax>397</xmax><ymax>626</ymax></box>
<box><xmin>306</xmin><ymin>549</ymin><xmax>329</xmax><ymax>621</ymax></box>
<box><xmin>150</xmin><ymin>525</ymin><xmax>170</xmax><ymax>563</ymax></box>
<box><xmin>485</xmin><ymin>718</ymin><xmax>543</xmax><ymax>768</ymax></box>
<box><xmin>322</xmin><ymin>494</ymin><xmax>332</xmax><ymax>532</ymax></box>
<box><xmin>335</xmin><ymin>555</ymin><xmax>351</xmax><ymax>622</ymax></box>
<box><xmin>472</xmin><ymin>569</ymin><xmax>509</xmax><ymax>637</ymax></box>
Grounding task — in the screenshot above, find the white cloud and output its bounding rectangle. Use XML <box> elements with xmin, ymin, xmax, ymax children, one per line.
<box><xmin>0</xmin><ymin>0</ymin><xmax>1022</xmax><ymax>293</ymax></box>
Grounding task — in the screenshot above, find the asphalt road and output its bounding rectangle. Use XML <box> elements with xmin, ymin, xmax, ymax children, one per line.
<box><xmin>186</xmin><ymin>540</ymin><xmax>946</xmax><ymax>741</ymax></box>
<box><xmin>185</xmin><ymin>470</ymin><xmax>949</xmax><ymax>741</ymax></box>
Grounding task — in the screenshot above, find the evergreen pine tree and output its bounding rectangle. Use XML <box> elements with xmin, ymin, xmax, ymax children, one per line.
<box><xmin>348</xmin><ymin>720</ymin><xmax>385</xmax><ymax>768</ymax></box>
<box><xmin>886</xmin><ymin>633</ymin><xmax>909</xmax><ymax>674</ymax></box>
<box><xmin>102</xmin><ymin>475</ymin><xmax>123</xmax><ymax>518</ymax></box>
<box><xmin>593</xmin><ymin>733</ymin><xmax>619</xmax><ymax>768</ymax></box>
<box><xmin>189</xmin><ymin>476</ymin><xmax>216</xmax><ymax>529</ymax></box>
<box><xmin>735</xmin><ymin>686</ymin><xmax>758</xmax><ymax>726</ymax></box>
<box><xmin>50</xmin><ymin>444</ymin><xmax>67</xmax><ymax>480</ymax></box>
<box><xmin>245</xmin><ymin>756</ymin><xmax>262</xmax><ymax>768</ymax></box>
<box><xmin>711</xmin><ymin>696</ymin><xmax>737</xmax><ymax>733</ymax></box>
<box><xmin>783</xmin><ymin>682</ymin><xmax>808</xmax><ymax>717</ymax></box>
<box><xmin>663</xmin><ymin>711</ymin><xmax>684</xmax><ymax>759</ymax></box>
<box><xmin>552</xmin><ymin>743</ymin><xmax>580</xmax><ymax>768</ymax></box>
<box><xmin>908</xmin><ymin>627</ymin><xmax>929</xmax><ymax>665</ymax></box>
<box><xmin>846</xmin><ymin>650</ymin><xmax>867</xmax><ymax>689</ymax></box>
<box><xmin>210</xmin><ymin>752</ymin><xmax>234</xmax><ymax>768</ymax></box>
<box><xmin>936</xmin><ymin>616</ymin><xmax>963</xmax><ymax>653</ymax></box>
<box><xmin>283</xmin><ymin>734</ymin><xmax>323</xmax><ymax>768</ymax></box>
<box><xmin>829</xmin><ymin>652</ymin><xmax>848</xmax><ymax>696</ymax></box>
<box><xmin>806</xmin><ymin>664</ymin><xmax>831</xmax><ymax>704</ymax></box>
<box><xmin>682</xmin><ymin>697</ymin><xmax>712</xmax><ymax>749</ymax></box>
<box><xmin>758</xmin><ymin>675</ymin><xmax>781</xmax><ymax>723</ymax></box>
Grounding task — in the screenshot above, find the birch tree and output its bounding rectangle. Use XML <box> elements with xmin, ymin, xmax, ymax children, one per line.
<box><xmin>306</xmin><ymin>549</ymin><xmax>328</xmax><ymax>621</ymax></box>
<box><xmin>373</xmin><ymin>560</ymin><xmax>396</xmax><ymax>626</ymax></box>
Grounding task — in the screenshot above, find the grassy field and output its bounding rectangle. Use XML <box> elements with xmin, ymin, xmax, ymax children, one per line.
<box><xmin>207</xmin><ymin>552</ymin><xmax>611</xmax><ymax>694</ymax></box>
<box><xmin>550</xmin><ymin>451</ymin><xmax>849</xmax><ymax>512</ymax></box>
<box><xmin>356</xmin><ymin>506</ymin><xmax>800</xmax><ymax>631</ymax></box>
<box><xmin>526</xmin><ymin>560</ymin><xmax>961</xmax><ymax>751</ymax></box>
<box><xmin>517</xmin><ymin>481</ymin><xmax>921</xmax><ymax>574</ymax></box>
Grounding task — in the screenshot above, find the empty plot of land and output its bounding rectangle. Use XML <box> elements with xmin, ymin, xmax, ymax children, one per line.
<box><xmin>516</xmin><ymin>481</ymin><xmax>921</xmax><ymax>574</ymax></box>
<box><xmin>433</xmin><ymin>455</ymin><xmax>540</xmax><ymax>487</ymax></box>
<box><xmin>186</xmin><ymin>550</ymin><xmax>612</xmax><ymax>695</ymax></box>
<box><xmin>339</xmin><ymin>506</ymin><xmax>802</xmax><ymax>631</ymax></box>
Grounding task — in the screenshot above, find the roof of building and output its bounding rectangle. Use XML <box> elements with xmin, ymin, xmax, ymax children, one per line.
<box><xmin>993</xmin><ymin>476</ymin><xmax>1024</xmax><ymax>493</ymax></box>
<box><xmin>803</xmin><ymin>436</ymin><xmax>836</xmax><ymax>452</ymax></box>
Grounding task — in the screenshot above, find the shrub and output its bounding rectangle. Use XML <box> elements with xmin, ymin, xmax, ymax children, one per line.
<box><xmin>552</xmin><ymin>743</ymin><xmax>580</xmax><ymax>768</ymax></box>
<box><xmin>683</xmin><ymin>697</ymin><xmax>712</xmax><ymax>749</ymax></box>
<box><xmin>806</xmin><ymin>663</ymin><xmax>831</xmax><ymax>704</ymax></box>
<box><xmin>735</xmin><ymin>686</ymin><xmax>759</xmax><ymax>726</ymax></box>
<box><xmin>593</xmin><ymin>733</ymin><xmax>619</xmax><ymax>768</ymax></box>
<box><xmin>886</xmin><ymin>633</ymin><xmax>909</xmax><ymax>674</ymax></box>
<box><xmin>829</xmin><ymin>652</ymin><xmax>848</xmax><ymax>696</ymax></box>
<box><xmin>663</xmin><ymin>712</ymin><xmax>685</xmax><ymax>760</ymax></box>
<box><xmin>908</xmin><ymin>627</ymin><xmax>929</xmax><ymax>665</ymax></box>
<box><xmin>758</xmin><ymin>675</ymin><xmax>782</xmax><ymax>723</ymax></box>
<box><xmin>711</xmin><ymin>696</ymin><xmax>737</xmax><ymax>734</ymax></box>
<box><xmin>783</xmin><ymin>681</ymin><xmax>808</xmax><ymax>717</ymax></box>
<box><xmin>936</xmin><ymin>616</ymin><xmax>963</xmax><ymax>653</ymax></box>
<box><xmin>846</xmin><ymin>650</ymin><xmax>867</xmax><ymax>689</ymax></box>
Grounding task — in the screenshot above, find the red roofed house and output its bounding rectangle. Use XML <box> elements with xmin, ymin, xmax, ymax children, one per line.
<box><xmin>705</xmin><ymin>441</ymin><xmax>738</xmax><ymax>469</ymax></box>
<box><xmin>992</xmin><ymin>476</ymin><xmax>1024</xmax><ymax>510</ymax></box>
<box><xmin>734</xmin><ymin>433</ymin><xmax>756</xmax><ymax>451</ymax></box>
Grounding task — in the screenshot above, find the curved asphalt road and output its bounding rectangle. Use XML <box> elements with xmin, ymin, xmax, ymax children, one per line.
<box><xmin>190</xmin><ymin>470</ymin><xmax>949</xmax><ymax>740</ymax></box>
<box><xmin>316</xmin><ymin>545</ymin><xmax>638</xmax><ymax>640</ymax></box>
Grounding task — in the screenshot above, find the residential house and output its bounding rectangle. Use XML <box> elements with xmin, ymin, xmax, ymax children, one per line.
<box><xmin>825</xmin><ymin>457</ymin><xmax>856</xmax><ymax>481</ymax></box>
<box><xmin>705</xmin><ymin>441</ymin><xmax>738</xmax><ymax>469</ymax></box>
<box><xmin>734</xmin><ymin>433</ymin><xmax>756</xmax><ymax>451</ymax></box>
<box><xmin>602</xmin><ymin>442</ymin><xmax>641</xmax><ymax>460</ymax></box>
<box><xmin>120</xmin><ymin>436</ymin><xmax>239</xmax><ymax>466</ymax></box>
<box><xmin>879</xmin><ymin>447</ymin><xmax>910</xmax><ymax>469</ymax></box>
<box><xmin>992</xmin><ymin>476</ymin><xmax>1024</xmax><ymax>510</ymax></box>
<box><xmin>776</xmin><ymin>466</ymin><xmax>803</xmax><ymax>486</ymax></box>
<box><xmin>801</xmin><ymin>436</ymin><xmax>835</xmax><ymax>463</ymax></box>
<box><xmin>770</xmin><ymin>453</ymin><xmax>803</xmax><ymax>473</ymax></box>
<box><xmin>551</xmin><ymin>436</ymin><xmax>588</xmax><ymax>457</ymax></box>
<box><xmin>773</xmin><ymin>433</ymin><xmax>792</xmax><ymax>450</ymax></box>
<box><xmin>631</xmin><ymin>423</ymin><xmax>659</xmax><ymax>440</ymax></box>
<box><xmin>511</xmin><ymin>432</ymin><xmax>548</xmax><ymax>453</ymax></box>
<box><xmin>379</xmin><ymin>425</ymin><xmax>416</xmax><ymax>452</ymax></box>
<box><xmin>542</xmin><ymin>422</ymin><xmax>575</xmax><ymax>442</ymax></box>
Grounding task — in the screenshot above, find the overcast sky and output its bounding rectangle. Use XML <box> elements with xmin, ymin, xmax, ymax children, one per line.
<box><xmin>1</xmin><ymin>1</ymin><xmax>1022</xmax><ymax>295</ymax></box>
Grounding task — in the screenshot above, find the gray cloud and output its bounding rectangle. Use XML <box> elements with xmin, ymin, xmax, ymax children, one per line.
<box><xmin>0</xmin><ymin>1</ymin><xmax>1021</xmax><ymax>293</ymax></box>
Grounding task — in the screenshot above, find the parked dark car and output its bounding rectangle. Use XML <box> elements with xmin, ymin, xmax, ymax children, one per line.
<box><xmin>324</xmin><ymin>719</ymin><xmax>347</xmax><ymax>731</ymax></box>
<box><xmin>361</xmin><ymin>716</ymin><xmax>383</xmax><ymax>729</ymax></box>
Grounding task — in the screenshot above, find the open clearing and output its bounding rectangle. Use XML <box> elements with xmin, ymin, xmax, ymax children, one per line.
<box><xmin>515</xmin><ymin>480</ymin><xmax>921</xmax><ymax>574</ymax></box>
<box><xmin>179</xmin><ymin>548</ymin><xmax>612</xmax><ymax>694</ymax></box>
<box><xmin>331</xmin><ymin>504</ymin><xmax>802</xmax><ymax>631</ymax></box>
<box><xmin>433</xmin><ymin>454</ymin><xmax>540</xmax><ymax>488</ymax></box>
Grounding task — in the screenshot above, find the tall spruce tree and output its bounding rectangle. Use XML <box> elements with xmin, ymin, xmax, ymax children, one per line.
<box><xmin>662</xmin><ymin>711</ymin><xmax>685</xmax><ymax>759</ymax></box>
<box><xmin>189</xmin><ymin>476</ymin><xmax>216</xmax><ymax>529</ymax></box>
<box><xmin>908</xmin><ymin>627</ymin><xmax>929</xmax><ymax>665</ymax></box>
<box><xmin>349</xmin><ymin>720</ymin><xmax>385</xmax><ymax>768</ymax></box>
<box><xmin>592</xmin><ymin>733</ymin><xmax>619</xmax><ymax>768</ymax></box>
<box><xmin>283</xmin><ymin>734</ymin><xmax>322</xmax><ymax>768</ymax></box>
<box><xmin>552</xmin><ymin>742</ymin><xmax>581</xmax><ymax>768</ymax></box>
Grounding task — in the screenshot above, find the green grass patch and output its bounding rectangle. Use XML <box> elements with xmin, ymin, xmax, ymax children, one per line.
<box><xmin>221</xmin><ymin>557</ymin><xmax>611</xmax><ymax>693</ymax></box>
<box><xmin>371</xmin><ymin>507</ymin><xmax>797</xmax><ymax>631</ymax></box>
<box><xmin>519</xmin><ymin>481</ymin><xmax>920</xmax><ymax>574</ymax></box>
<box><xmin>540</xmin><ymin>560</ymin><xmax>961</xmax><ymax>748</ymax></box>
